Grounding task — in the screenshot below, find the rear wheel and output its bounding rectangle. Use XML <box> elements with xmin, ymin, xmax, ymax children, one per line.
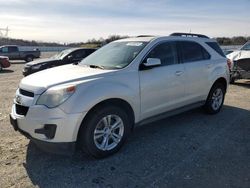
<box><xmin>0</xmin><ymin>64</ymin><xmax>2</xmax><ymax>71</ymax></box>
<box><xmin>78</xmin><ymin>105</ymin><xmax>132</xmax><ymax>158</ymax></box>
<box><xmin>204</xmin><ymin>83</ymin><xmax>225</xmax><ymax>114</ymax></box>
<box><xmin>230</xmin><ymin>76</ymin><xmax>235</xmax><ymax>84</ymax></box>
<box><xmin>25</xmin><ymin>55</ymin><xmax>34</xmax><ymax>62</ymax></box>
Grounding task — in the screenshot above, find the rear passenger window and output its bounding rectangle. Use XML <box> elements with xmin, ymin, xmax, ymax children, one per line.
<box><xmin>179</xmin><ymin>41</ymin><xmax>210</xmax><ymax>63</ymax></box>
<box><xmin>146</xmin><ymin>42</ymin><xmax>177</xmax><ymax>66</ymax></box>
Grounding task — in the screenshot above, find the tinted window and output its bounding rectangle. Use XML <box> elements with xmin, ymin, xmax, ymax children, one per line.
<box><xmin>86</xmin><ymin>49</ymin><xmax>96</xmax><ymax>55</ymax></box>
<box><xmin>179</xmin><ymin>41</ymin><xmax>210</xmax><ymax>63</ymax></box>
<box><xmin>206</xmin><ymin>42</ymin><xmax>226</xmax><ymax>57</ymax></box>
<box><xmin>8</xmin><ymin>46</ymin><xmax>18</xmax><ymax>53</ymax></box>
<box><xmin>72</xmin><ymin>50</ymin><xmax>86</xmax><ymax>59</ymax></box>
<box><xmin>146</xmin><ymin>42</ymin><xmax>177</xmax><ymax>66</ymax></box>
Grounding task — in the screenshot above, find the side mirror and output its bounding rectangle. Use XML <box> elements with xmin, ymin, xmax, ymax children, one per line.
<box><xmin>140</xmin><ymin>58</ymin><xmax>161</xmax><ymax>70</ymax></box>
<box><xmin>145</xmin><ymin>58</ymin><xmax>161</xmax><ymax>67</ymax></box>
<box><xmin>67</xmin><ymin>55</ymin><xmax>74</xmax><ymax>61</ymax></box>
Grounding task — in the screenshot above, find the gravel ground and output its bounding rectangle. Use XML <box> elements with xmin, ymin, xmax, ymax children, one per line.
<box><xmin>0</xmin><ymin>54</ymin><xmax>250</xmax><ymax>188</ymax></box>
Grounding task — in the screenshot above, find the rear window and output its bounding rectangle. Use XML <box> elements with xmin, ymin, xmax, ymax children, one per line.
<box><xmin>178</xmin><ymin>41</ymin><xmax>211</xmax><ymax>63</ymax></box>
<box><xmin>206</xmin><ymin>42</ymin><xmax>226</xmax><ymax>57</ymax></box>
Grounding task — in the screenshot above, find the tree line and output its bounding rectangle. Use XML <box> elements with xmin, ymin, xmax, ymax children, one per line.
<box><xmin>0</xmin><ymin>35</ymin><xmax>249</xmax><ymax>47</ymax></box>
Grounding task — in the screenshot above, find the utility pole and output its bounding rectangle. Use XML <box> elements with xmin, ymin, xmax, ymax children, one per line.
<box><xmin>0</xmin><ymin>26</ymin><xmax>10</xmax><ymax>38</ymax></box>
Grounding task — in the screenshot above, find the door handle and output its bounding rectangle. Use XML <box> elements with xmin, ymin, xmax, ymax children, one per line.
<box><xmin>206</xmin><ymin>63</ymin><xmax>212</xmax><ymax>68</ymax></box>
<box><xmin>175</xmin><ymin>71</ymin><xmax>183</xmax><ymax>76</ymax></box>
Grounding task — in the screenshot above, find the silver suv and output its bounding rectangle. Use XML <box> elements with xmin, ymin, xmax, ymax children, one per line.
<box><xmin>10</xmin><ymin>33</ymin><xmax>230</xmax><ymax>158</ymax></box>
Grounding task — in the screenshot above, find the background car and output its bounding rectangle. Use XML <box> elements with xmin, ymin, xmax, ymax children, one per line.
<box><xmin>223</xmin><ymin>49</ymin><xmax>234</xmax><ymax>55</ymax></box>
<box><xmin>22</xmin><ymin>48</ymin><xmax>96</xmax><ymax>76</ymax></box>
<box><xmin>0</xmin><ymin>56</ymin><xmax>10</xmax><ymax>71</ymax></box>
<box><xmin>227</xmin><ymin>41</ymin><xmax>250</xmax><ymax>83</ymax></box>
<box><xmin>0</xmin><ymin>45</ymin><xmax>40</xmax><ymax>62</ymax></box>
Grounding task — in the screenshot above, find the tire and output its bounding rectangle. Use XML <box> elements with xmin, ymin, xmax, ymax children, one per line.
<box><xmin>204</xmin><ymin>83</ymin><xmax>226</xmax><ymax>114</ymax></box>
<box><xmin>78</xmin><ymin>105</ymin><xmax>132</xmax><ymax>158</ymax></box>
<box><xmin>230</xmin><ymin>76</ymin><xmax>235</xmax><ymax>84</ymax></box>
<box><xmin>0</xmin><ymin>63</ymin><xmax>2</xmax><ymax>71</ymax></box>
<box><xmin>25</xmin><ymin>55</ymin><xmax>34</xmax><ymax>62</ymax></box>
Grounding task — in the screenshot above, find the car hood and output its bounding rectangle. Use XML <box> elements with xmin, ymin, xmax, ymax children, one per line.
<box><xmin>227</xmin><ymin>50</ymin><xmax>250</xmax><ymax>61</ymax></box>
<box><xmin>19</xmin><ymin>64</ymin><xmax>116</xmax><ymax>94</ymax></box>
<box><xmin>25</xmin><ymin>58</ymin><xmax>60</xmax><ymax>66</ymax></box>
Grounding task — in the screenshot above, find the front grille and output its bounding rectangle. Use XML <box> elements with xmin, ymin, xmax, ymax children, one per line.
<box><xmin>19</xmin><ymin>89</ymin><xmax>34</xmax><ymax>97</ymax></box>
<box><xmin>15</xmin><ymin>104</ymin><xmax>29</xmax><ymax>116</ymax></box>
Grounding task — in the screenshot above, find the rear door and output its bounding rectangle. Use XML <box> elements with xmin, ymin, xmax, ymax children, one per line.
<box><xmin>139</xmin><ymin>41</ymin><xmax>186</xmax><ymax>120</ymax></box>
<box><xmin>177</xmin><ymin>41</ymin><xmax>211</xmax><ymax>103</ymax></box>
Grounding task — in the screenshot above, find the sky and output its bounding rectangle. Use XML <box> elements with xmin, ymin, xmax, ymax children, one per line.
<box><xmin>0</xmin><ymin>0</ymin><xmax>250</xmax><ymax>43</ymax></box>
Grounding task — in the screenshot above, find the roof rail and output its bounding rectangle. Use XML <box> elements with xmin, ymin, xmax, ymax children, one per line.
<box><xmin>136</xmin><ymin>35</ymin><xmax>155</xmax><ymax>37</ymax></box>
<box><xmin>170</xmin><ymin>33</ymin><xmax>209</xmax><ymax>39</ymax></box>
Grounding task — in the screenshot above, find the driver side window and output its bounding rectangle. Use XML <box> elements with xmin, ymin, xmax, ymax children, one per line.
<box><xmin>145</xmin><ymin>42</ymin><xmax>177</xmax><ymax>66</ymax></box>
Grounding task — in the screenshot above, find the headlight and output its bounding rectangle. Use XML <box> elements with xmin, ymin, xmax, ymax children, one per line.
<box><xmin>36</xmin><ymin>85</ymin><xmax>76</xmax><ymax>108</ymax></box>
<box><xmin>32</xmin><ymin>64</ymin><xmax>42</xmax><ymax>70</ymax></box>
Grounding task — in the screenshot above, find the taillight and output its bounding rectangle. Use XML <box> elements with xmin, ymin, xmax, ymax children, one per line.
<box><xmin>227</xmin><ymin>59</ymin><xmax>232</xmax><ymax>70</ymax></box>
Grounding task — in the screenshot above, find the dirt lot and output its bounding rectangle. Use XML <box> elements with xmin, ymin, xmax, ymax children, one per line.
<box><xmin>0</xmin><ymin>54</ymin><xmax>250</xmax><ymax>188</ymax></box>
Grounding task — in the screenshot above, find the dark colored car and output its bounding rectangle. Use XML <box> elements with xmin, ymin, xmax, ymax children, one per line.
<box><xmin>22</xmin><ymin>48</ymin><xmax>96</xmax><ymax>76</ymax></box>
<box><xmin>0</xmin><ymin>56</ymin><xmax>11</xmax><ymax>71</ymax></box>
<box><xmin>0</xmin><ymin>45</ymin><xmax>40</xmax><ymax>62</ymax></box>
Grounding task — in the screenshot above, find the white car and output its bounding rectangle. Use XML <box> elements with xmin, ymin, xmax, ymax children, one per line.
<box><xmin>227</xmin><ymin>41</ymin><xmax>250</xmax><ymax>83</ymax></box>
<box><xmin>10</xmin><ymin>33</ymin><xmax>230</xmax><ymax>158</ymax></box>
<box><xmin>227</xmin><ymin>41</ymin><xmax>250</xmax><ymax>62</ymax></box>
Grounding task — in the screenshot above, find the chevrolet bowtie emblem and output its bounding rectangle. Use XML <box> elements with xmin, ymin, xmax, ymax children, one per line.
<box><xmin>16</xmin><ymin>95</ymin><xmax>22</xmax><ymax>105</ymax></box>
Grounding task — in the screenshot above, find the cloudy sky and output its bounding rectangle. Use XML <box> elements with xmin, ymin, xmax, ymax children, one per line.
<box><xmin>0</xmin><ymin>0</ymin><xmax>250</xmax><ymax>43</ymax></box>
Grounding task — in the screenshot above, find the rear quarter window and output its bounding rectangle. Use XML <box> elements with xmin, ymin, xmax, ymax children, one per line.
<box><xmin>206</xmin><ymin>42</ymin><xmax>226</xmax><ymax>57</ymax></box>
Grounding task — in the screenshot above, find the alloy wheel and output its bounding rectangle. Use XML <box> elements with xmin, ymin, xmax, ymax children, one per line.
<box><xmin>93</xmin><ymin>114</ymin><xmax>124</xmax><ymax>151</ymax></box>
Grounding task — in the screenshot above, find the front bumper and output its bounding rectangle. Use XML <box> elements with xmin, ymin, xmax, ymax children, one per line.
<box><xmin>10</xmin><ymin>114</ymin><xmax>75</xmax><ymax>155</ymax></box>
<box><xmin>10</xmin><ymin>102</ymin><xmax>86</xmax><ymax>154</ymax></box>
<box><xmin>22</xmin><ymin>66</ymin><xmax>34</xmax><ymax>76</ymax></box>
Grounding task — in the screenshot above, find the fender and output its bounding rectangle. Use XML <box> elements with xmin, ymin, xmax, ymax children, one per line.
<box><xmin>209</xmin><ymin>60</ymin><xmax>229</xmax><ymax>88</ymax></box>
<box><xmin>60</xmin><ymin>75</ymin><xmax>141</xmax><ymax>122</ymax></box>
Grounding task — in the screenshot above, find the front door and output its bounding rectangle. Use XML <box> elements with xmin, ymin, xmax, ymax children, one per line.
<box><xmin>139</xmin><ymin>41</ymin><xmax>186</xmax><ymax>120</ymax></box>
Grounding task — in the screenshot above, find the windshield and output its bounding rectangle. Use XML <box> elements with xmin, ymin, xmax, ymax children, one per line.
<box><xmin>79</xmin><ymin>41</ymin><xmax>148</xmax><ymax>69</ymax></box>
<box><xmin>52</xmin><ymin>49</ymin><xmax>74</xmax><ymax>59</ymax></box>
<box><xmin>241</xmin><ymin>42</ymin><xmax>250</xmax><ymax>51</ymax></box>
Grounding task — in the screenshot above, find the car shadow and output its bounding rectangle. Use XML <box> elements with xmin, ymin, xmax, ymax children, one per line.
<box><xmin>0</xmin><ymin>69</ymin><xmax>14</xmax><ymax>74</ymax></box>
<box><xmin>233</xmin><ymin>80</ymin><xmax>250</xmax><ymax>89</ymax></box>
<box><xmin>24</xmin><ymin>105</ymin><xmax>250</xmax><ymax>188</ymax></box>
<box><xmin>10</xmin><ymin>60</ymin><xmax>26</xmax><ymax>64</ymax></box>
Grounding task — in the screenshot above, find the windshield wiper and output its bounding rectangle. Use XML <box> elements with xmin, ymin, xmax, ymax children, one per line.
<box><xmin>88</xmin><ymin>64</ymin><xmax>105</xmax><ymax>69</ymax></box>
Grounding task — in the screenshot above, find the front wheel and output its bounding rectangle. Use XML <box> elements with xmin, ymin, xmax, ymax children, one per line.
<box><xmin>78</xmin><ymin>106</ymin><xmax>132</xmax><ymax>158</ymax></box>
<box><xmin>204</xmin><ymin>83</ymin><xmax>225</xmax><ymax>114</ymax></box>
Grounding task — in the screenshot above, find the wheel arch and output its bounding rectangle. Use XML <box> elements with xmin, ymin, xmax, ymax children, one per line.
<box><xmin>206</xmin><ymin>77</ymin><xmax>228</xmax><ymax>101</ymax></box>
<box><xmin>76</xmin><ymin>98</ymin><xmax>135</xmax><ymax>142</ymax></box>
<box><xmin>212</xmin><ymin>77</ymin><xmax>228</xmax><ymax>91</ymax></box>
